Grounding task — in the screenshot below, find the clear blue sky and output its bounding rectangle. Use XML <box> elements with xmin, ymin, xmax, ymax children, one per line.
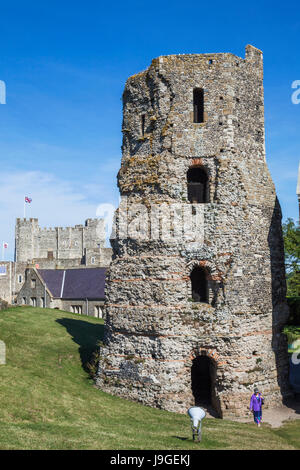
<box><xmin>0</xmin><ymin>1</ymin><xmax>299</xmax><ymax>260</ymax></box>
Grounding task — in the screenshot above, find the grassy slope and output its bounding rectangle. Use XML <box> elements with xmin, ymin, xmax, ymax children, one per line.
<box><xmin>0</xmin><ymin>306</ymin><xmax>299</xmax><ymax>450</ymax></box>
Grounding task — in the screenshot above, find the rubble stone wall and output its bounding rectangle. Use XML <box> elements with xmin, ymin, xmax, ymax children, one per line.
<box><xmin>96</xmin><ymin>45</ymin><xmax>290</xmax><ymax>417</ymax></box>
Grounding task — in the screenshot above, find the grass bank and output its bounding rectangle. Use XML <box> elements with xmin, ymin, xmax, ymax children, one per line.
<box><xmin>0</xmin><ymin>307</ymin><xmax>299</xmax><ymax>450</ymax></box>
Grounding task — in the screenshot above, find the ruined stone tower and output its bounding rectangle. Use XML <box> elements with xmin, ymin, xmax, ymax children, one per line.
<box><xmin>96</xmin><ymin>45</ymin><xmax>290</xmax><ymax>417</ymax></box>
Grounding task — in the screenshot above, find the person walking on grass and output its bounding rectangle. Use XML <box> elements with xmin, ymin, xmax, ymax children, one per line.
<box><xmin>250</xmin><ymin>388</ymin><xmax>264</xmax><ymax>427</ymax></box>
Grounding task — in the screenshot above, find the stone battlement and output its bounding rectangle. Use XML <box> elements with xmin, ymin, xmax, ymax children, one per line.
<box><xmin>15</xmin><ymin>218</ymin><xmax>106</xmax><ymax>263</ymax></box>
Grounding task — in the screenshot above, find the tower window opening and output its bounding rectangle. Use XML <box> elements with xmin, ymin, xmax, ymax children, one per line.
<box><xmin>190</xmin><ymin>266</ymin><xmax>208</xmax><ymax>303</ymax></box>
<box><xmin>141</xmin><ymin>114</ymin><xmax>146</xmax><ymax>136</ymax></box>
<box><xmin>187</xmin><ymin>167</ymin><xmax>208</xmax><ymax>203</ymax></box>
<box><xmin>193</xmin><ymin>88</ymin><xmax>204</xmax><ymax>123</ymax></box>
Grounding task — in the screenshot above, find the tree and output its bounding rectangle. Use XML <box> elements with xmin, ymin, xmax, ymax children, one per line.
<box><xmin>282</xmin><ymin>218</ymin><xmax>300</xmax><ymax>296</ymax></box>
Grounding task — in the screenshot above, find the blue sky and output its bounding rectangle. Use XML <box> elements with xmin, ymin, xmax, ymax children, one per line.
<box><xmin>0</xmin><ymin>1</ymin><xmax>299</xmax><ymax>260</ymax></box>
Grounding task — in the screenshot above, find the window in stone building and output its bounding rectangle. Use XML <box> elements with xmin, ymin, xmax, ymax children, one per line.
<box><xmin>47</xmin><ymin>251</ymin><xmax>54</xmax><ymax>260</ymax></box>
<box><xmin>187</xmin><ymin>167</ymin><xmax>208</xmax><ymax>203</ymax></box>
<box><xmin>193</xmin><ymin>88</ymin><xmax>204</xmax><ymax>123</ymax></box>
<box><xmin>0</xmin><ymin>265</ymin><xmax>7</xmax><ymax>275</ymax></box>
<box><xmin>30</xmin><ymin>297</ymin><xmax>37</xmax><ymax>307</ymax></box>
<box><xmin>190</xmin><ymin>266</ymin><xmax>208</xmax><ymax>303</ymax></box>
<box><xmin>91</xmin><ymin>257</ymin><xmax>95</xmax><ymax>265</ymax></box>
<box><xmin>141</xmin><ymin>114</ymin><xmax>146</xmax><ymax>136</ymax></box>
<box><xmin>18</xmin><ymin>274</ymin><xmax>22</xmax><ymax>283</ymax></box>
<box><xmin>71</xmin><ymin>305</ymin><xmax>82</xmax><ymax>314</ymax></box>
<box><xmin>94</xmin><ymin>305</ymin><xmax>102</xmax><ymax>318</ymax></box>
<box><xmin>31</xmin><ymin>279</ymin><xmax>36</xmax><ymax>288</ymax></box>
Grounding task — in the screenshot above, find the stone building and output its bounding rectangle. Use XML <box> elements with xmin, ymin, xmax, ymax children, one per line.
<box><xmin>17</xmin><ymin>267</ymin><xmax>106</xmax><ymax>317</ymax></box>
<box><xmin>0</xmin><ymin>261</ymin><xmax>28</xmax><ymax>304</ymax></box>
<box><xmin>0</xmin><ymin>217</ymin><xmax>112</xmax><ymax>304</ymax></box>
<box><xmin>15</xmin><ymin>217</ymin><xmax>112</xmax><ymax>268</ymax></box>
<box><xmin>96</xmin><ymin>45</ymin><xmax>291</xmax><ymax>418</ymax></box>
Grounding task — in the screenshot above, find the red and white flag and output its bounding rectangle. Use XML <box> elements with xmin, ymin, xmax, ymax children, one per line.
<box><xmin>3</xmin><ymin>242</ymin><xmax>8</xmax><ymax>249</ymax></box>
<box><xmin>25</xmin><ymin>196</ymin><xmax>32</xmax><ymax>203</ymax></box>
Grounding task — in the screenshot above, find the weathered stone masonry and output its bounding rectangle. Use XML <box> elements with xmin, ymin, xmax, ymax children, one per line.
<box><xmin>96</xmin><ymin>45</ymin><xmax>291</xmax><ymax>417</ymax></box>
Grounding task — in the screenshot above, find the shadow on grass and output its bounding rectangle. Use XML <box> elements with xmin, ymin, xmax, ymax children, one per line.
<box><xmin>56</xmin><ymin>318</ymin><xmax>104</xmax><ymax>372</ymax></box>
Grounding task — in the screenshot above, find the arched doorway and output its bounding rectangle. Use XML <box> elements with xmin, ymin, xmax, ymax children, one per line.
<box><xmin>191</xmin><ymin>356</ymin><xmax>212</xmax><ymax>405</ymax></box>
<box><xmin>187</xmin><ymin>166</ymin><xmax>208</xmax><ymax>203</ymax></box>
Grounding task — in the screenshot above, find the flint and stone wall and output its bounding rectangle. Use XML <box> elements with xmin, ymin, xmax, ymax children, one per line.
<box><xmin>96</xmin><ymin>45</ymin><xmax>291</xmax><ymax>417</ymax></box>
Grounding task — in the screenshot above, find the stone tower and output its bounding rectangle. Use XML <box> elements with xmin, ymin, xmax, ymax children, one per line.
<box><xmin>96</xmin><ymin>45</ymin><xmax>290</xmax><ymax>417</ymax></box>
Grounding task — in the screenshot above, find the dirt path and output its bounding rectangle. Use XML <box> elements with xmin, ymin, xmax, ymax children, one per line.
<box><xmin>261</xmin><ymin>403</ymin><xmax>300</xmax><ymax>427</ymax></box>
<box><xmin>201</xmin><ymin>398</ymin><xmax>300</xmax><ymax>428</ymax></box>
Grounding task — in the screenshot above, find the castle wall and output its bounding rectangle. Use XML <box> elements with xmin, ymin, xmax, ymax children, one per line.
<box><xmin>96</xmin><ymin>45</ymin><xmax>290</xmax><ymax>418</ymax></box>
<box><xmin>0</xmin><ymin>262</ymin><xmax>13</xmax><ymax>303</ymax></box>
<box><xmin>15</xmin><ymin>218</ymin><xmax>106</xmax><ymax>264</ymax></box>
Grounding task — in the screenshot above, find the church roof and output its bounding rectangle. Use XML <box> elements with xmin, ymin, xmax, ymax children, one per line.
<box><xmin>37</xmin><ymin>268</ymin><xmax>107</xmax><ymax>299</ymax></box>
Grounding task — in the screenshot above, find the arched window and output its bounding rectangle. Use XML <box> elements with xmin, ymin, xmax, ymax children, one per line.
<box><xmin>193</xmin><ymin>88</ymin><xmax>204</xmax><ymax>123</ymax></box>
<box><xmin>187</xmin><ymin>167</ymin><xmax>208</xmax><ymax>203</ymax></box>
<box><xmin>190</xmin><ymin>266</ymin><xmax>208</xmax><ymax>303</ymax></box>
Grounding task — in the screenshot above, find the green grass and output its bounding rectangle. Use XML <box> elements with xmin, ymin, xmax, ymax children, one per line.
<box><xmin>0</xmin><ymin>306</ymin><xmax>299</xmax><ymax>450</ymax></box>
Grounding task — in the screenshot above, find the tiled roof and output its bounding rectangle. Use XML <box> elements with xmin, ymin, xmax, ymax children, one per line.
<box><xmin>37</xmin><ymin>268</ymin><xmax>107</xmax><ymax>299</ymax></box>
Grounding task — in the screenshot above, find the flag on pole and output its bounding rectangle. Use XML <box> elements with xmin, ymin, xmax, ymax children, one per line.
<box><xmin>2</xmin><ymin>242</ymin><xmax>8</xmax><ymax>261</ymax></box>
<box><xmin>25</xmin><ymin>196</ymin><xmax>32</xmax><ymax>203</ymax></box>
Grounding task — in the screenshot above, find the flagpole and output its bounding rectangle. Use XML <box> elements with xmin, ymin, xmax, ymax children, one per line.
<box><xmin>2</xmin><ymin>243</ymin><xmax>3</xmax><ymax>261</ymax></box>
<box><xmin>24</xmin><ymin>197</ymin><xmax>26</xmax><ymax>218</ymax></box>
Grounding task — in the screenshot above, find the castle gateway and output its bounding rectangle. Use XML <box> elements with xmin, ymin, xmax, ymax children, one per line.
<box><xmin>96</xmin><ymin>45</ymin><xmax>291</xmax><ymax>417</ymax></box>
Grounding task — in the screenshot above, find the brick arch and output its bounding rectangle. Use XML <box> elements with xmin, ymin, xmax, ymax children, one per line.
<box><xmin>186</xmin><ymin>259</ymin><xmax>222</xmax><ymax>281</ymax></box>
<box><xmin>190</xmin><ymin>347</ymin><xmax>221</xmax><ymax>366</ymax></box>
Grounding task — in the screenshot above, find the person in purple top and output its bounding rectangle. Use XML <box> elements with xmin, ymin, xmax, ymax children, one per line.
<box><xmin>249</xmin><ymin>388</ymin><xmax>264</xmax><ymax>427</ymax></box>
